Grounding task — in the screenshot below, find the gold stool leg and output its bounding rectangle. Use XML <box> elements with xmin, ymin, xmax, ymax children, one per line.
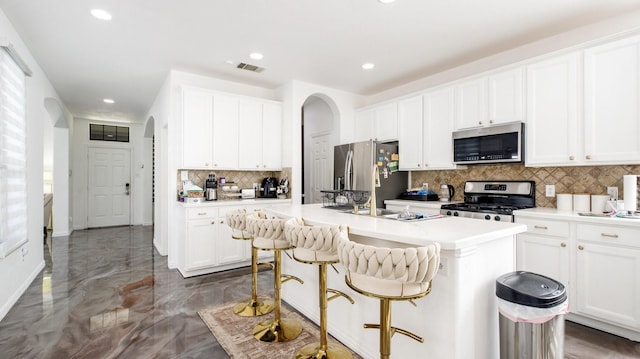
<box><xmin>295</xmin><ymin>264</ymin><xmax>352</xmax><ymax>359</ymax></box>
<box><xmin>380</xmin><ymin>298</ymin><xmax>391</xmax><ymax>359</ymax></box>
<box><xmin>233</xmin><ymin>244</ymin><xmax>274</xmax><ymax>317</ymax></box>
<box><xmin>253</xmin><ymin>249</ymin><xmax>303</xmax><ymax>342</ymax></box>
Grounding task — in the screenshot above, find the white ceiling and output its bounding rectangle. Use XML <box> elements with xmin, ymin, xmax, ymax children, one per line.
<box><xmin>2</xmin><ymin>0</ymin><xmax>640</xmax><ymax>123</ymax></box>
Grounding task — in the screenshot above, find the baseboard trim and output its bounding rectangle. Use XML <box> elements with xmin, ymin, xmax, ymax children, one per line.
<box><xmin>0</xmin><ymin>260</ymin><xmax>45</xmax><ymax>322</ymax></box>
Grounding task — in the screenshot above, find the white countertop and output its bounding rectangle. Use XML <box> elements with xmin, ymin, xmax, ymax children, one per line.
<box><xmin>269</xmin><ymin>203</ymin><xmax>526</xmax><ymax>251</ymax></box>
<box><xmin>178</xmin><ymin>198</ymin><xmax>291</xmax><ymax>208</ymax></box>
<box><xmin>514</xmin><ymin>207</ymin><xmax>640</xmax><ymax>227</ymax></box>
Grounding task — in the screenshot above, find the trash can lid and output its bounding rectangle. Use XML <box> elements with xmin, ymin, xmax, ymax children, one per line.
<box><xmin>496</xmin><ymin>271</ymin><xmax>567</xmax><ymax>308</ymax></box>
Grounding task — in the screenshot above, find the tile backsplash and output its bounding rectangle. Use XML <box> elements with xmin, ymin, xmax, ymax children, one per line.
<box><xmin>411</xmin><ymin>164</ymin><xmax>640</xmax><ymax>208</ymax></box>
<box><xmin>177</xmin><ymin>168</ymin><xmax>292</xmax><ymax>198</ymax></box>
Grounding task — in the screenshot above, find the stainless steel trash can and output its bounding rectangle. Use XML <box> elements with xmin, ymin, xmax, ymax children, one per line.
<box><xmin>496</xmin><ymin>271</ymin><xmax>568</xmax><ymax>359</ymax></box>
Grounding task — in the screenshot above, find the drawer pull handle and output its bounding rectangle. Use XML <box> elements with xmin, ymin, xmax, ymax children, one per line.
<box><xmin>601</xmin><ymin>233</ymin><xmax>619</xmax><ymax>238</ymax></box>
<box><xmin>561</xmin><ymin>242</ymin><xmax>567</xmax><ymax>247</ymax></box>
<box><xmin>534</xmin><ymin>225</ymin><xmax>548</xmax><ymax>230</ymax></box>
<box><xmin>578</xmin><ymin>245</ymin><xmax>584</xmax><ymax>250</ymax></box>
<box><xmin>197</xmin><ymin>212</ymin><xmax>207</xmax><ymax>216</ymax></box>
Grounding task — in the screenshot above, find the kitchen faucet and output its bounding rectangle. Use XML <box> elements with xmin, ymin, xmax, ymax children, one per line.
<box><xmin>364</xmin><ymin>164</ymin><xmax>380</xmax><ymax>217</ymax></box>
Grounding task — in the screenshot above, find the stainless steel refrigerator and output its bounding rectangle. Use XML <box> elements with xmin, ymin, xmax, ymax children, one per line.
<box><xmin>334</xmin><ymin>140</ymin><xmax>408</xmax><ymax>208</ymax></box>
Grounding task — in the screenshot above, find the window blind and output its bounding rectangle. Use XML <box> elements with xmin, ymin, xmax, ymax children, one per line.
<box><xmin>0</xmin><ymin>47</ymin><xmax>28</xmax><ymax>259</ymax></box>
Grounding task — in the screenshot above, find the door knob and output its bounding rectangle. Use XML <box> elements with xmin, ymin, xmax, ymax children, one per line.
<box><xmin>125</xmin><ymin>183</ymin><xmax>130</xmax><ymax>195</ymax></box>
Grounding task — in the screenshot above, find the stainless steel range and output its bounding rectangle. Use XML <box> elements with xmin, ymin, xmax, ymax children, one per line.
<box><xmin>440</xmin><ymin>180</ymin><xmax>535</xmax><ymax>222</ymax></box>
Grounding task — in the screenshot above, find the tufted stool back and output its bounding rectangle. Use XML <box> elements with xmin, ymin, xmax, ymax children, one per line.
<box><xmin>337</xmin><ymin>231</ymin><xmax>440</xmax><ymax>298</ymax></box>
<box><xmin>246</xmin><ymin>211</ymin><xmax>290</xmax><ymax>250</ymax></box>
<box><xmin>284</xmin><ymin>217</ymin><xmax>346</xmax><ymax>263</ymax></box>
<box><xmin>226</xmin><ymin>209</ymin><xmax>252</xmax><ymax>239</ymax></box>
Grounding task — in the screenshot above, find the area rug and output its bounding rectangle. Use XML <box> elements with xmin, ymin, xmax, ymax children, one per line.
<box><xmin>198</xmin><ymin>302</ymin><xmax>362</xmax><ymax>359</ymax></box>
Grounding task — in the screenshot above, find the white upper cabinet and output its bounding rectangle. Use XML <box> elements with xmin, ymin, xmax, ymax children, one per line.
<box><xmin>354</xmin><ymin>108</ymin><xmax>374</xmax><ymax>142</ymax></box>
<box><xmin>354</xmin><ymin>103</ymin><xmax>398</xmax><ymax>142</ymax></box>
<box><xmin>455</xmin><ymin>77</ymin><xmax>486</xmax><ymax>130</ymax></box>
<box><xmin>397</xmin><ymin>95</ymin><xmax>423</xmax><ymax>170</ymax></box>
<box><xmin>238</xmin><ymin>99</ymin><xmax>264</xmax><ymax>170</ymax></box>
<box><xmin>455</xmin><ymin>68</ymin><xmax>524</xmax><ymax>130</ymax></box>
<box><xmin>488</xmin><ymin>68</ymin><xmax>524</xmax><ymax>124</ymax></box>
<box><xmin>374</xmin><ymin>103</ymin><xmax>398</xmax><ymax>141</ymax></box>
<box><xmin>423</xmin><ymin>88</ymin><xmax>456</xmax><ymax>169</ymax></box>
<box><xmin>584</xmin><ymin>35</ymin><xmax>640</xmax><ymax>164</ymax></box>
<box><xmin>262</xmin><ymin>102</ymin><xmax>283</xmax><ymax>170</ymax></box>
<box><xmin>182</xmin><ymin>88</ymin><xmax>213</xmax><ymax>169</ymax></box>
<box><xmin>526</xmin><ymin>52</ymin><xmax>580</xmax><ymax>166</ymax></box>
<box><xmin>211</xmin><ymin>94</ymin><xmax>239</xmax><ymax>169</ymax></box>
<box><xmin>180</xmin><ymin>87</ymin><xmax>281</xmax><ymax>170</ymax></box>
<box><xmin>238</xmin><ymin>99</ymin><xmax>282</xmax><ymax>170</ymax></box>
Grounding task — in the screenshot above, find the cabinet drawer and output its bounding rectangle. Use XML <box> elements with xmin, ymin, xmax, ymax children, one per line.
<box><xmin>187</xmin><ymin>207</ymin><xmax>217</xmax><ymax>219</ymax></box>
<box><xmin>576</xmin><ymin>223</ymin><xmax>640</xmax><ymax>248</ymax></box>
<box><xmin>516</xmin><ymin>217</ymin><xmax>570</xmax><ymax>237</ymax></box>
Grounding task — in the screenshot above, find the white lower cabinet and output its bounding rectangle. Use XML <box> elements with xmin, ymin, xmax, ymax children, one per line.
<box><xmin>515</xmin><ymin>213</ymin><xmax>640</xmax><ymax>340</ymax></box>
<box><xmin>575</xmin><ymin>223</ymin><xmax>640</xmax><ymax>330</ymax></box>
<box><xmin>179</xmin><ymin>204</ymin><xmax>278</xmax><ymax>277</ymax></box>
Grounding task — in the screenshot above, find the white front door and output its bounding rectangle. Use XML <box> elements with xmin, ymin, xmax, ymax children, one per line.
<box><xmin>88</xmin><ymin>147</ymin><xmax>131</xmax><ymax>228</ymax></box>
<box><xmin>310</xmin><ymin>133</ymin><xmax>332</xmax><ymax>204</ymax></box>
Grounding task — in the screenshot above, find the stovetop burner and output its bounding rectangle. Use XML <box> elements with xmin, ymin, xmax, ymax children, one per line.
<box><xmin>440</xmin><ymin>180</ymin><xmax>535</xmax><ymax>222</ymax></box>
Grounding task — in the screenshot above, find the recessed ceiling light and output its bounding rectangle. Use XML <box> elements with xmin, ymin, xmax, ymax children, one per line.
<box><xmin>362</xmin><ymin>63</ymin><xmax>375</xmax><ymax>70</ymax></box>
<box><xmin>91</xmin><ymin>9</ymin><xmax>112</xmax><ymax>20</ymax></box>
<box><xmin>249</xmin><ymin>52</ymin><xmax>263</xmax><ymax>60</ymax></box>
<box><xmin>103</xmin><ymin>98</ymin><xmax>115</xmax><ymax>104</ymax></box>
<box><xmin>225</xmin><ymin>60</ymin><xmax>234</xmax><ymax>65</ymax></box>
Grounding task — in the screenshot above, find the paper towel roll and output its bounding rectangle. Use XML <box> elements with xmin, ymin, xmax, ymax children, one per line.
<box><xmin>557</xmin><ymin>193</ymin><xmax>573</xmax><ymax>211</ymax></box>
<box><xmin>591</xmin><ymin>195</ymin><xmax>609</xmax><ymax>213</ymax></box>
<box><xmin>624</xmin><ymin>175</ymin><xmax>638</xmax><ymax>211</ymax></box>
<box><xmin>573</xmin><ymin>193</ymin><xmax>590</xmax><ymax>212</ymax></box>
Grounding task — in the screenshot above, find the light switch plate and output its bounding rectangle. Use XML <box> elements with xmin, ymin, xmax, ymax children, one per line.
<box><xmin>545</xmin><ymin>185</ymin><xmax>555</xmax><ymax>197</ymax></box>
<box><xmin>180</xmin><ymin>170</ymin><xmax>188</xmax><ymax>181</ymax></box>
<box><xmin>607</xmin><ymin>186</ymin><xmax>618</xmax><ymax>201</ymax></box>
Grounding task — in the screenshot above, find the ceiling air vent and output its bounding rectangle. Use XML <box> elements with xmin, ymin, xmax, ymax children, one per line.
<box><xmin>237</xmin><ymin>62</ymin><xmax>264</xmax><ymax>73</ymax></box>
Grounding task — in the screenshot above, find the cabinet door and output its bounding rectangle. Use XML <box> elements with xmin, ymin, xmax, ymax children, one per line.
<box><xmin>185</xmin><ymin>218</ymin><xmax>217</xmax><ymax>270</ymax></box>
<box><xmin>238</xmin><ymin>99</ymin><xmax>263</xmax><ymax>169</ymax></box>
<box><xmin>455</xmin><ymin>77</ymin><xmax>486</xmax><ymax>130</ymax></box>
<box><xmin>575</xmin><ymin>241</ymin><xmax>640</xmax><ymax>329</ymax></box>
<box><xmin>212</xmin><ymin>94</ymin><xmax>239</xmax><ymax>169</ymax></box>
<box><xmin>584</xmin><ymin>36</ymin><xmax>640</xmax><ymax>164</ymax></box>
<box><xmin>488</xmin><ymin>67</ymin><xmax>524</xmax><ymax>125</ymax></box>
<box><xmin>397</xmin><ymin>95</ymin><xmax>423</xmax><ymax>170</ymax></box>
<box><xmin>262</xmin><ymin>102</ymin><xmax>282</xmax><ymax>170</ymax></box>
<box><xmin>354</xmin><ymin>108</ymin><xmax>374</xmax><ymax>142</ymax></box>
<box><xmin>526</xmin><ymin>53</ymin><xmax>579</xmax><ymax>166</ymax></box>
<box><xmin>374</xmin><ymin>103</ymin><xmax>398</xmax><ymax>141</ymax></box>
<box><xmin>182</xmin><ymin>89</ymin><xmax>213</xmax><ymax>168</ymax></box>
<box><xmin>424</xmin><ymin>87</ymin><xmax>456</xmax><ymax>169</ymax></box>
<box><xmin>216</xmin><ymin>214</ymin><xmax>246</xmax><ymax>265</ymax></box>
<box><xmin>516</xmin><ymin>233</ymin><xmax>570</xmax><ymax>289</ymax></box>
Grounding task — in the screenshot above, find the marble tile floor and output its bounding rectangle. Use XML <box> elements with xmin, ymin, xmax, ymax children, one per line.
<box><xmin>0</xmin><ymin>225</ymin><xmax>638</xmax><ymax>359</ymax></box>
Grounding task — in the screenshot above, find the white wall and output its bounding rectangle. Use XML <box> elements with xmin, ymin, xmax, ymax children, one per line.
<box><xmin>0</xmin><ymin>9</ymin><xmax>70</xmax><ymax>321</ymax></box>
<box><xmin>71</xmin><ymin>118</ymin><xmax>145</xmax><ymax>230</ymax></box>
<box><xmin>277</xmin><ymin>80</ymin><xmax>364</xmax><ymax>205</ymax></box>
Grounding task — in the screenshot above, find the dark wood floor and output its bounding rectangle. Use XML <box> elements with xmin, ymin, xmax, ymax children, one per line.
<box><xmin>0</xmin><ymin>226</ymin><xmax>638</xmax><ymax>358</ymax></box>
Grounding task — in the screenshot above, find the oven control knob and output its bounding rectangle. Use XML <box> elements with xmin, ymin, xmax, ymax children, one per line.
<box><xmin>494</xmin><ymin>216</ymin><xmax>501</xmax><ymax>221</ymax></box>
<box><xmin>484</xmin><ymin>214</ymin><xmax>491</xmax><ymax>220</ymax></box>
<box><xmin>453</xmin><ymin>211</ymin><xmax>459</xmax><ymax>217</ymax></box>
<box><xmin>446</xmin><ymin>211</ymin><xmax>452</xmax><ymax>216</ymax></box>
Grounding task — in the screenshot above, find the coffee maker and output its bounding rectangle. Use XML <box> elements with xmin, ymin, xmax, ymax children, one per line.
<box><xmin>205</xmin><ymin>174</ymin><xmax>217</xmax><ymax>201</ymax></box>
<box><xmin>259</xmin><ymin>177</ymin><xmax>278</xmax><ymax>198</ymax></box>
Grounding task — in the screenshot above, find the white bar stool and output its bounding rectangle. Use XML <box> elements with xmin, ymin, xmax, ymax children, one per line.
<box><xmin>284</xmin><ymin>217</ymin><xmax>355</xmax><ymax>359</ymax></box>
<box><xmin>225</xmin><ymin>208</ymin><xmax>274</xmax><ymax>317</ymax></box>
<box><xmin>247</xmin><ymin>212</ymin><xmax>304</xmax><ymax>342</ymax></box>
<box><xmin>337</xmin><ymin>232</ymin><xmax>440</xmax><ymax>359</ymax></box>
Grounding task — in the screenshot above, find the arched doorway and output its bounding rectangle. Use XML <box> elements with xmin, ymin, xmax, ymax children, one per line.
<box><xmin>301</xmin><ymin>94</ymin><xmax>340</xmax><ymax>204</ymax></box>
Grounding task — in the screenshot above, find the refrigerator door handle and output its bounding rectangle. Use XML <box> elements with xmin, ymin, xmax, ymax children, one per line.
<box><xmin>345</xmin><ymin>150</ymin><xmax>353</xmax><ymax>190</ymax></box>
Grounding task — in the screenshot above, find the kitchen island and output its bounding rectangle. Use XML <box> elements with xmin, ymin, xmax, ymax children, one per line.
<box><xmin>268</xmin><ymin>203</ymin><xmax>527</xmax><ymax>359</ymax></box>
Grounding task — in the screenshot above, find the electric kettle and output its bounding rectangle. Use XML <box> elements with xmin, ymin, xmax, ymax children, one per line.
<box><xmin>439</xmin><ymin>184</ymin><xmax>455</xmax><ymax>202</ymax></box>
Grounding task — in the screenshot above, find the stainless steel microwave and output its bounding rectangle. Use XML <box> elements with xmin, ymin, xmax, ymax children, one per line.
<box><xmin>452</xmin><ymin>122</ymin><xmax>524</xmax><ymax>164</ymax></box>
